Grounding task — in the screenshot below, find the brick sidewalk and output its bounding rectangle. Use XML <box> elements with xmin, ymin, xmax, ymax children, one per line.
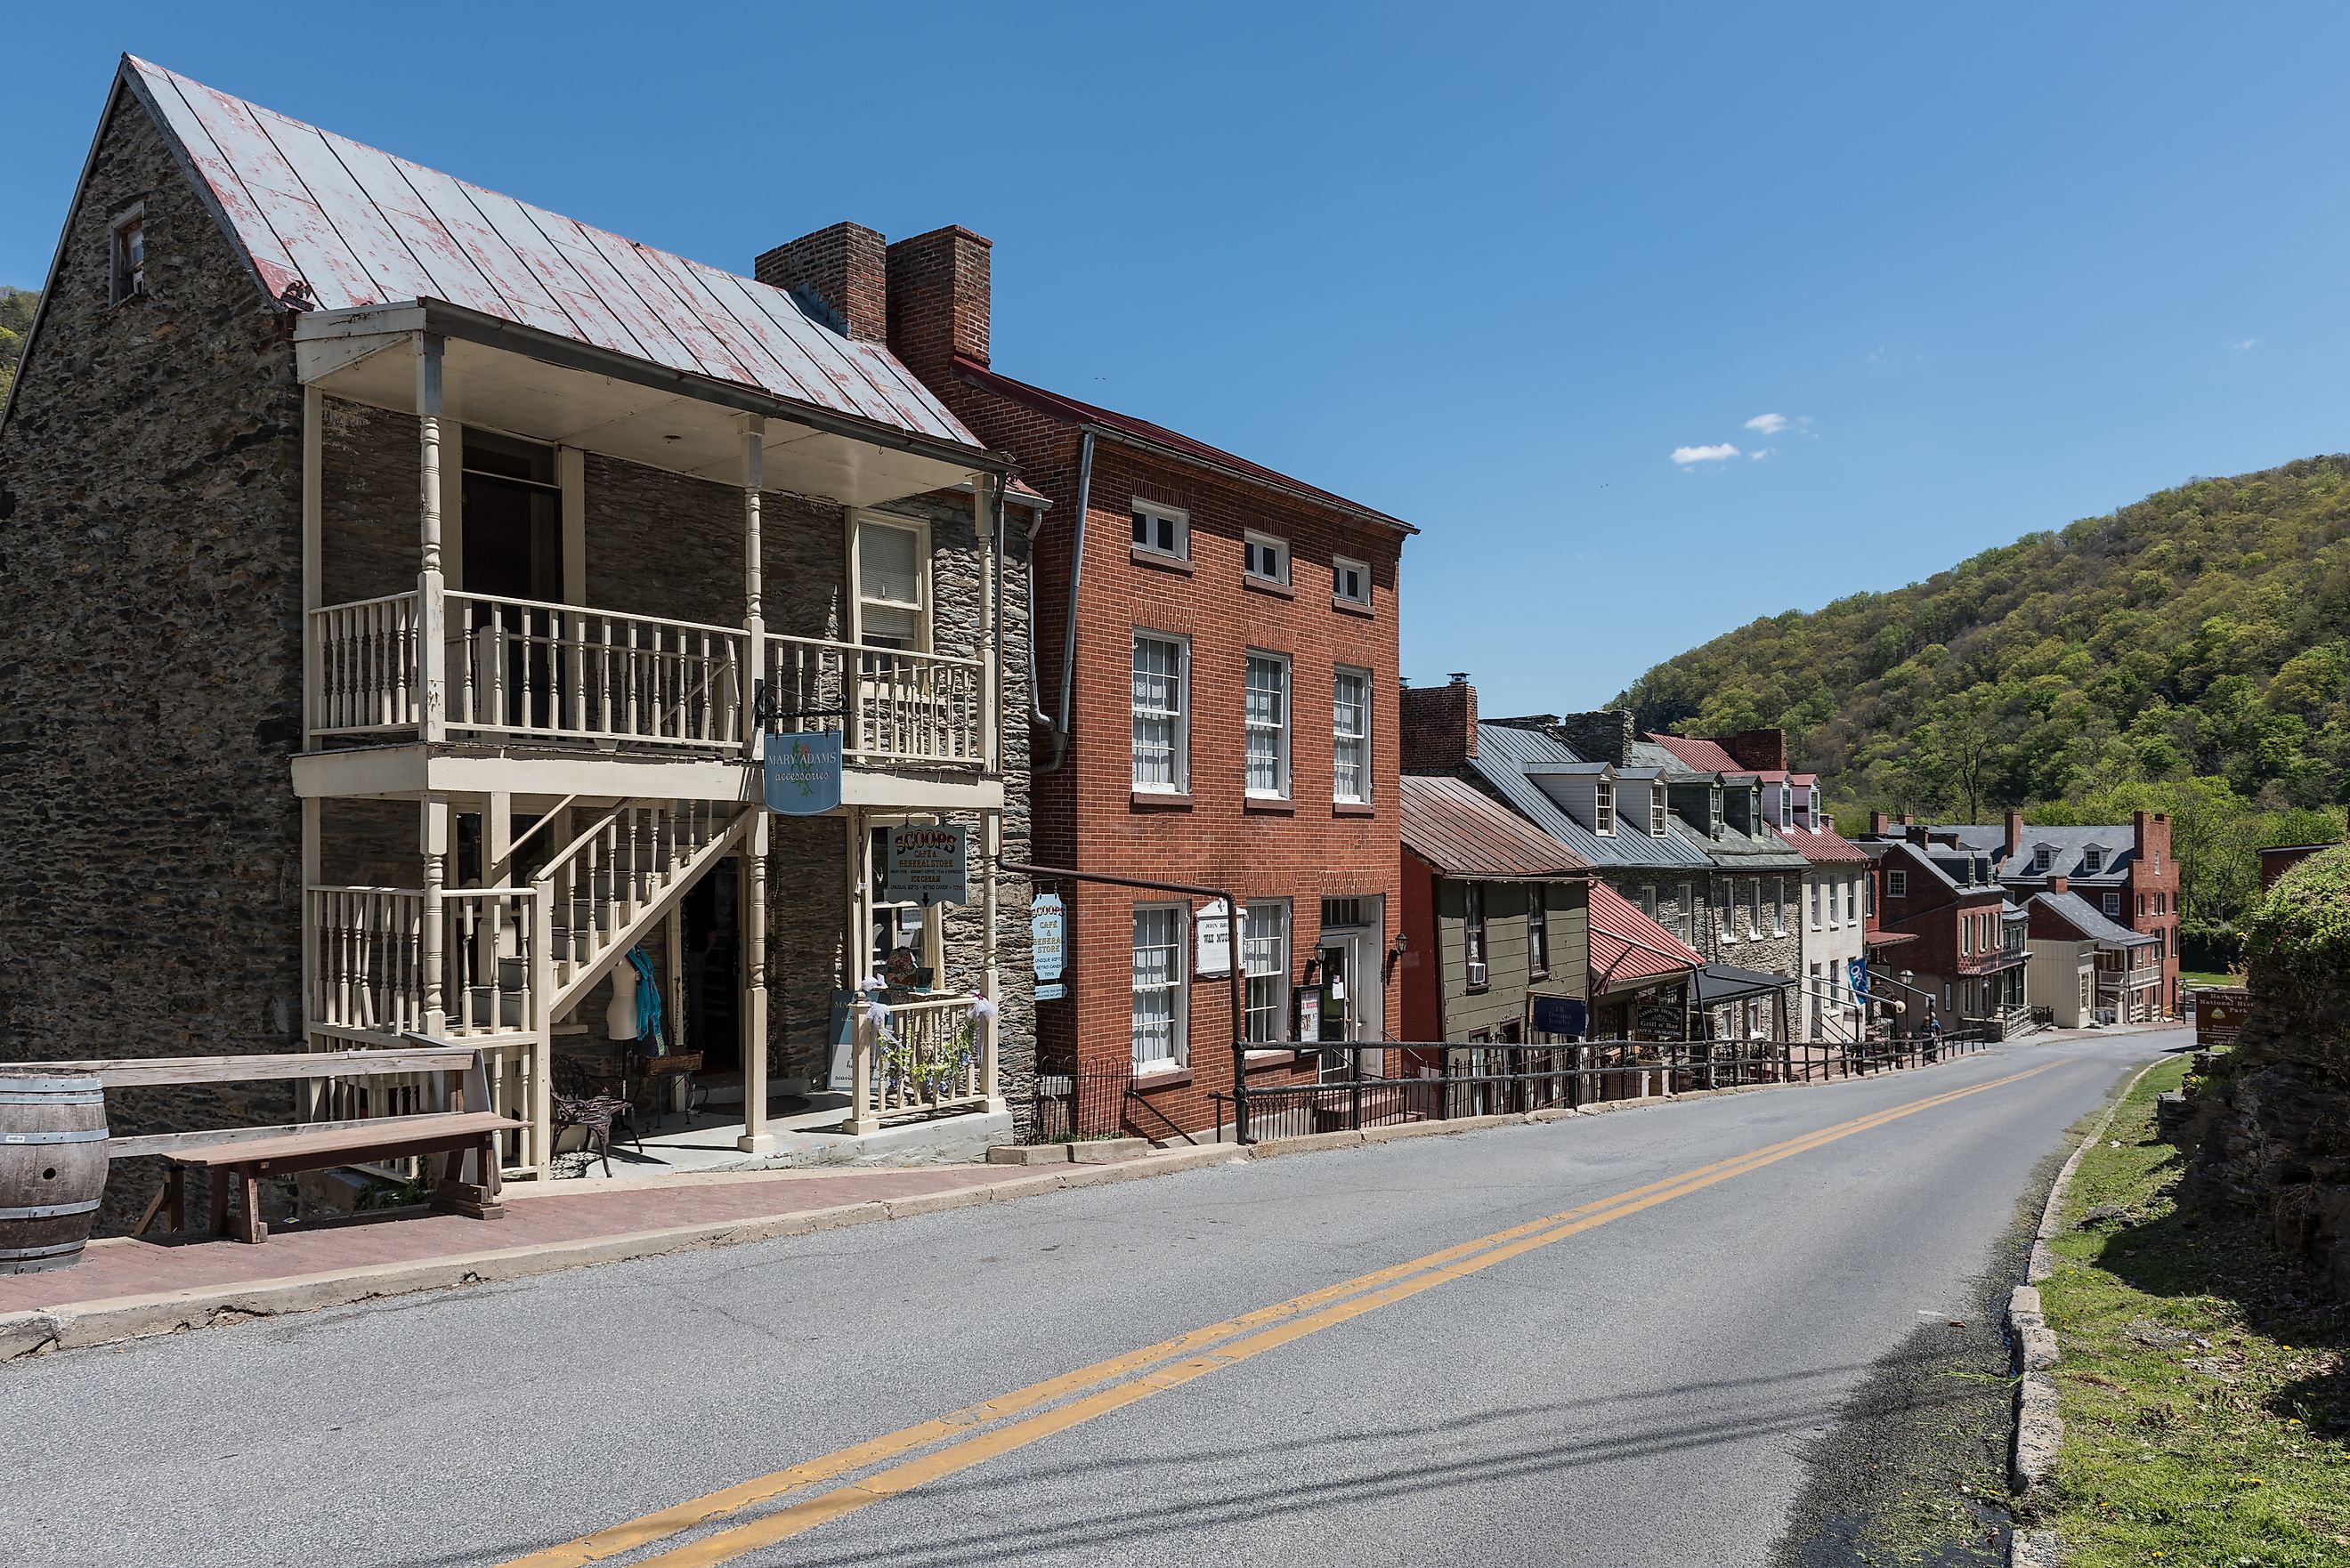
<box><xmin>0</xmin><ymin>1164</ymin><xmax>1040</xmax><ymax>1317</ymax></box>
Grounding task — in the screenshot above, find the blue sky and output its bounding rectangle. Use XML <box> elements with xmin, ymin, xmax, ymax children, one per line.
<box><xmin>8</xmin><ymin>4</ymin><xmax>2348</xmax><ymax>714</ymax></box>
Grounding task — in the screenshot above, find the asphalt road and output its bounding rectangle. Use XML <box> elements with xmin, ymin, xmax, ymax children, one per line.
<box><xmin>0</xmin><ymin>1029</ymin><xmax>2183</xmax><ymax>1568</ymax></box>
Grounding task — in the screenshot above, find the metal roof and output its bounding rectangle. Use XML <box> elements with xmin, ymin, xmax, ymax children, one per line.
<box><xmin>1467</xmin><ymin>725</ymin><xmax>1714</xmax><ymax>869</ymax></box>
<box><xmin>1777</xmin><ymin>825</ymin><xmax>1873</xmax><ymax>864</ymax></box>
<box><xmin>1892</xmin><ymin>822</ymin><xmax>2141</xmax><ymax>885</ymax></box>
<box><xmin>1646</xmin><ymin>734</ymin><xmax>1745</xmax><ymax>772</ymax></box>
<box><xmin>121</xmin><ymin>56</ymin><xmax>979</xmax><ymax>450</ymax></box>
<box><xmin>2033</xmin><ymin>891</ymin><xmax>2159</xmax><ymax>948</ymax></box>
<box><xmin>1400</xmin><ymin>777</ymin><xmax>1587</xmax><ymax>880</ymax></box>
<box><xmin>954</xmin><ymin>358</ymin><xmax>1415</xmax><ymax>533</ymax></box>
<box><xmin>1588</xmin><ymin>883</ymin><xmax>1704</xmax><ymax>990</ymax></box>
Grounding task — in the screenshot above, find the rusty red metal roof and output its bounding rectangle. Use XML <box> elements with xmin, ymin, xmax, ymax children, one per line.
<box><xmin>955</xmin><ymin>356</ymin><xmax>1415</xmax><ymax>533</ymax></box>
<box><xmin>1646</xmin><ymin>734</ymin><xmax>1745</xmax><ymax>773</ymax></box>
<box><xmin>120</xmin><ymin>57</ymin><xmax>979</xmax><ymax>449</ymax></box>
<box><xmin>1588</xmin><ymin>883</ymin><xmax>1704</xmax><ymax>989</ymax></box>
<box><xmin>1778</xmin><ymin>825</ymin><xmax>1872</xmax><ymax>863</ymax></box>
<box><xmin>1401</xmin><ymin>777</ymin><xmax>1586</xmax><ymax>879</ymax></box>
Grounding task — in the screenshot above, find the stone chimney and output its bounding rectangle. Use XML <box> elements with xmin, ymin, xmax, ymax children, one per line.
<box><xmin>2006</xmin><ymin>809</ymin><xmax>2025</xmax><ymax>858</ymax></box>
<box><xmin>1552</xmin><ymin>709</ymin><xmax>1634</xmax><ymax>768</ymax></box>
<box><xmin>1869</xmin><ymin>812</ymin><xmax>1892</xmax><ymax>836</ymax></box>
<box><xmin>755</xmin><ymin>222</ymin><xmax>889</xmax><ymax>343</ymax></box>
<box><xmin>1718</xmin><ymin>728</ymin><xmax>1787</xmax><ymax>772</ymax></box>
<box><xmin>886</xmin><ymin>225</ymin><xmax>992</xmax><ymax>386</ymax></box>
<box><xmin>1401</xmin><ymin>675</ymin><xmax>1479</xmax><ymax>774</ymax></box>
<box><xmin>2047</xmin><ymin>875</ymin><xmax>2069</xmax><ymax>895</ymax></box>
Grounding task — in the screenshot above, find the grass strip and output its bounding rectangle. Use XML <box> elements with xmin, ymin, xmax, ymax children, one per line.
<box><xmin>2038</xmin><ymin>1054</ymin><xmax>2350</xmax><ymax>1565</ymax></box>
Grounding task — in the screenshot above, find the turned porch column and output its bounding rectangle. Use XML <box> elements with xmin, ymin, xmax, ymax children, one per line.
<box><xmin>420</xmin><ymin>796</ymin><xmax>449</xmax><ymax>1036</ymax></box>
<box><xmin>741</xmin><ymin>415</ymin><xmax>765</xmax><ymax>756</ymax></box>
<box><xmin>416</xmin><ymin>334</ymin><xmax>449</xmax><ymax>744</ymax></box>
<box><xmin>736</xmin><ymin>809</ymin><xmax>774</xmax><ymax>1154</ymax></box>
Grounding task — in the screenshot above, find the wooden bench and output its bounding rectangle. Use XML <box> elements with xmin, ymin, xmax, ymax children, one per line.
<box><xmin>15</xmin><ymin>1042</ymin><xmax>523</xmax><ymax>1244</ymax></box>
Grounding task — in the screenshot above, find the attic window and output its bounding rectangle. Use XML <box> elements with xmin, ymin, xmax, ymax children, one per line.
<box><xmin>109</xmin><ymin>208</ymin><xmax>145</xmax><ymax>303</ymax></box>
<box><xmin>1649</xmin><ymin>789</ymin><xmax>1666</xmax><ymax>837</ymax></box>
<box><xmin>1708</xmin><ymin>787</ymin><xmax>1722</xmax><ymax>835</ymax></box>
<box><xmin>2033</xmin><ymin>846</ymin><xmax>2051</xmax><ymax>872</ymax></box>
<box><xmin>1807</xmin><ymin>788</ymin><xmax>1821</xmax><ymax>830</ymax></box>
<box><xmin>1593</xmin><ymin>779</ymin><xmax>1615</xmax><ymax>836</ymax></box>
<box><xmin>1887</xmin><ymin>869</ymin><xmax>1908</xmax><ymax>898</ymax></box>
<box><xmin>2083</xmin><ymin>847</ymin><xmax>2103</xmax><ymax>874</ymax></box>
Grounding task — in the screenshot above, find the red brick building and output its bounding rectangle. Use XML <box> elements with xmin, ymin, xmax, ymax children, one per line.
<box><xmin>1858</xmin><ymin>831</ymin><xmax>2028</xmax><ymax>1032</ymax></box>
<box><xmin>758</xmin><ymin>222</ymin><xmax>1415</xmax><ymax>1136</ymax></box>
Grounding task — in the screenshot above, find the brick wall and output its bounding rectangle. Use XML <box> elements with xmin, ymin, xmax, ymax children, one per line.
<box><xmin>0</xmin><ymin>88</ymin><xmax>308</xmax><ymax>1220</ymax></box>
<box><xmin>1400</xmin><ymin>680</ymin><xmax>1478</xmax><ymax>773</ymax></box>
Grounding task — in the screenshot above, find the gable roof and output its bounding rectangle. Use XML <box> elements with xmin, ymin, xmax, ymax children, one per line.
<box><xmin>1887</xmin><ymin>822</ymin><xmax>2142</xmax><ymax>884</ymax></box>
<box><xmin>115</xmin><ymin>56</ymin><xmax>978</xmax><ymax>450</ymax></box>
<box><xmin>955</xmin><ymin>358</ymin><xmax>1414</xmax><ymax>534</ymax></box>
<box><xmin>1468</xmin><ymin>724</ymin><xmax>1714</xmax><ymax>869</ymax></box>
<box><xmin>1401</xmin><ymin>777</ymin><xmax>1586</xmax><ymax>879</ymax></box>
<box><xmin>1778</xmin><ymin>825</ymin><xmax>1872</xmax><ymax>863</ymax></box>
<box><xmin>1588</xmin><ymin>883</ymin><xmax>1705</xmax><ymax>990</ymax></box>
<box><xmin>1646</xmin><ymin>733</ymin><xmax>1743</xmax><ymax>772</ymax></box>
<box><xmin>2033</xmin><ymin>890</ymin><xmax>2159</xmax><ymax>948</ymax></box>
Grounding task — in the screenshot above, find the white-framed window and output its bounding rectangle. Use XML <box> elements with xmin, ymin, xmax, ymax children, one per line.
<box><xmin>1131</xmin><ymin>633</ymin><xmax>1188</xmax><ymax>792</ymax></box>
<box><xmin>1676</xmin><ymin>881</ymin><xmax>1695</xmax><ymax>942</ymax></box>
<box><xmin>1779</xmin><ymin>784</ymin><xmax>1794</xmax><ymax>827</ymax></box>
<box><xmin>2153</xmin><ymin>849</ymin><xmax>2161</xmax><ymax>875</ymax></box>
<box><xmin>1132</xmin><ymin>499</ymin><xmax>1188</xmax><ymax>560</ymax></box>
<box><xmin>1771</xmin><ymin>877</ymin><xmax>1787</xmax><ymax>935</ymax></box>
<box><xmin>866</xmin><ymin>820</ymin><xmax>943</xmax><ymax>981</ymax></box>
<box><xmin>1717</xmin><ymin>886</ymin><xmax>1736</xmax><ymax>942</ymax></box>
<box><xmin>1333</xmin><ymin>555</ymin><xmax>1371</xmax><ymax>607</ymax></box>
<box><xmin>2083</xmin><ymin>846</ymin><xmax>2103</xmax><ymax>874</ymax></box>
<box><xmin>1887</xmin><ymin>869</ymin><xmax>1908</xmax><ymax>899</ymax></box>
<box><xmin>1244</xmin><ymin>530</ymin><xmax>1288</xmax><ymax>586</ymax></box>
<box><xmin>1751</xmin><ymin>877</ymin><xmax>1766</xmax><ymax>936</ymax></box>
<box><xmin>1809</xmin><ymin>880</ymin><xmax>1822</xmax><ymax>931</ymax></box>
<box><xmin>1333</xmin><ymin>667</ymin><xmax>1370</xmax><ymax>804</ymax></box>
<box><xmin>1962</xmin><ymin>914</ymin><xmax>1973</xmax><ymax>956</ymax></box>
<box><xmin>1640</xmin><ymin>884</ymin><xmax>1657</xmax><ymax>919</ymax></box>
<box><xmin>854</xmin><ymin>516</ymin><xmax>928</xmax><ymax>650</ymax></box>
<box><xmin>1650</xmin><ymin>788</ymin><xmax>1667</xmax><ymax>837</ymax></box>
<box><xmin>2103</xmin><ymin>891</ymin><xmax>2122</xmax><ymax>917</ymax></box>
<box><xmin>109</xmin><ymin>206</ymin><xmax>145</xmax><ymax>303</ymax></box>
<box><xmin>1593</xmin><ymin>778</ymin><xmax>1616</xmax><ymax>836</ymax></box>
<box><xmin>2032</xmin><ymin>846</ymin><xmax>2052</xmax><ymax>872</ymax></box>
<box><xmin>1808</xmin><ymin>788</ymin><xmax>1821</xmax><ymax>830</ymax></box>
<box><xmin>1243</xmin><ymin>901</ymin><xmax>1290</xmax><ymax>1046</ymax></box>
<box><xmin>1463</xmin><ymin>884</ymin><xmax>1487</xmax><ymax>986</ymax></box>
<box><xmin>1708</xmin><ymin>788</ymin><xmax>1723</xmax><ymax>836</ymax></box>
<box><xmin>1244</xmin><ymin>651</ymin><xmax>1291</xmax><ymax>797</ymax></box>
<box><xmin>1528</xmin><ymin>892</ymin><xmax>1550</xmax><ymax>979</ymax></box>
<box><xmin>1131</xmin><ymin>905</ymin><xmax>1186</xmax><ymax>1071</ymax></box>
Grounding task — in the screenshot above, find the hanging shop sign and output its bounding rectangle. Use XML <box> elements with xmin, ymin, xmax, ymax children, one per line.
<box><xmin>1195</xmin><ymin>899</ymin><xmax>1233</xmax><ymax>978</ymax></box>
<box><xmin>763</xmin><ymin>730</ymin><xmax>843</xmax><ymax>816</ymax></box>
<box><xmin>886</xmin><ymin>824</ymin><xmax>969</xmax><ymax>907</ymax></box>
<box><xmin>1530</xmin><ymin>994</ymin><xmax>1589</xmax><ymax>1038</ymax></box>
<box><xmin>1847</xmin><ymin>957</ymin><xmax>1870</xmax><ymax>1002</ymax></box>
<box><xmin>1032</xmin><ymin>892</ymin><xmax>1068</xmax><ymax>1001</ymax></box>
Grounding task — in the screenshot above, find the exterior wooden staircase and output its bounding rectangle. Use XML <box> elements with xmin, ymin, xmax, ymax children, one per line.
<box><xmin>531</xmin><ymin>799</ymin><xmax>756</xmax><ymax>1025</ymax></box>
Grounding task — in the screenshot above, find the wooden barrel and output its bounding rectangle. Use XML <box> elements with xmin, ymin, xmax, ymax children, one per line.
<box><xmin>0</xmin><ymin>1074</ymin><xmax>109</xmax><ymax>1273</ymax></box>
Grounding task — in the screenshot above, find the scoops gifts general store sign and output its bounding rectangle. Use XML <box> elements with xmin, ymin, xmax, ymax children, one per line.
<box><xmin>885</xmin><ymin>825</ymin><xmax>969</xmax><ymax>907</ymax></box>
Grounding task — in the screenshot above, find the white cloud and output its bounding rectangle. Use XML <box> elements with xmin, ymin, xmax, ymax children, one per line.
<box><xmin>1744</xmin><ymin>413</ymin><xmax>1789</xmax><ymax>436</ymax></box>
<box><xmin>1749</xmin><ymin>448</ymin><xmax>1772</xmax><ymax>460</ymax></box>
<box><xmin>2232</xmin><ymin>337</ymin><xmax>2259</xmax><ymax>353</ymax></box>
<box><xmin>1670</xmin><ymin>443</ymin><xmax>1741</xmax><ymax>465</ymax></box>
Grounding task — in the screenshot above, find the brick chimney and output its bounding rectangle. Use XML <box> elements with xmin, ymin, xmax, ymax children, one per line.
<box><xmin>2006</xmin><ymin>809</ymin><xmax>2025</xmax><ymax>858</ymax></box>
<box><xmin>886</xmin><ymin>225</ymin><xmax>992</xmax><ymax>385</ymax></box>
<box><xmin>1869</xmin><ymin>812</ymin><xmax>1892</xmax><ymax>836</ymax></box>
<box><xmin>1717</xmin><ymin>728</ymin><xmax>1787</xmax><ymax>772</ymax></box>
<box><xmin>1401</xmin><ymin>675</ymin><xmax>1478</xmax><ymax>774</ymax></box>
<box><xmin>2047</xmin><ymin>875</ymin><xmax>2069</xmax><ymax>894</ymax></box>
<box><xmin>755</xmin><ymin>222</ymin><xmax>888</xmax><ymax>343</ymax></box>
<box><xmin>1552</xmin><ymin>710</ymin><xmax>1634</xmax><ymax>767</ymax></box>
<box><xmin>1906</xmin><ymin>823</ymin><xmax>1930</xmax><ymax>846</ymax></box>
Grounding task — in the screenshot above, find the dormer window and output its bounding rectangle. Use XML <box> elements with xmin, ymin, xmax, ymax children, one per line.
<box><xmin>1593</xmin><ymin>779</ymin><xmax>1615</xmax><ymax>836</ymax></box>
<box><xmin>2083</xmin><ymin>847</ymin><xmax>2103</xmax><ymax>874</ymax></box>
<box><xmin>2033</xmin><ymin>846</ymin><xmax>2051</xmax><ymax>873</ymax></box>
<box><xmin>109</xmin><ymin>206</ymin><xmax>145</xmax><ymax>303</ymax></box>
<box><xmin>1650</xmin><ymin>788</ymin><xmax>1667</xmax><ymax>837</ymax></box>
<box><xmin>1807</xmin><ymin>788</ymin><xmax>1820</xmax><ymax>830</ymax></box>
<box><xmin>1708</xmin><ymin>788</ymin><xmax>1722</xmax><ymax>836</ymax></box>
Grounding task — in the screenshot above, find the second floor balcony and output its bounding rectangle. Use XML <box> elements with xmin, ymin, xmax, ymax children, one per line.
<box><xmin>308</xmin><ymin>589</ymin><xmax>985</xmax><ymax>766</ymax></box>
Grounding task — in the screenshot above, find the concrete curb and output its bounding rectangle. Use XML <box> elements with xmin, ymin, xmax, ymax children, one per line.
<box><xmin>4</xmin><ymin>1047</ymin><xmax>1981</xmax><ymax>1366</ymax></box>
<box><xmin>2005</xmin><ymin>1054</ymin><xmax>2169</xmax><ymax>1564</ymax></box>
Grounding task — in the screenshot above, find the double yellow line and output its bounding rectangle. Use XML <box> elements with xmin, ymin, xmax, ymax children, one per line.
<box><xmin>506</xmin><ymin>1059</ymin><xmax>2053</xmax><ymax>1568</ymax></box>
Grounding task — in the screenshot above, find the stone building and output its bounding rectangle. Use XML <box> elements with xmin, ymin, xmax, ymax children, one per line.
<box><xmin>0</xmin><ymin>57</ymin><xmax>1038</xmax><ymax>1182</ymax></box>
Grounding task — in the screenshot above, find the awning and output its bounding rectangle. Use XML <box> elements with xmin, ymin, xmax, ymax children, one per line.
<box><xmin>1691</xmin><ymin>962</ymin><xmax>1797</xmax><ymax>1007</ymax></box>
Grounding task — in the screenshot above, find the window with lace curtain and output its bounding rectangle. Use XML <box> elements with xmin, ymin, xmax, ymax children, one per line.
<box><xmin>1332</xmin><ymin>667</ymin><xmax>1369</xmax><ymax>804</ymax></box>
<box><xmin>855</xmin><ymin>519</ymin><xmax>927</xmax><ymax>650</ymax></box>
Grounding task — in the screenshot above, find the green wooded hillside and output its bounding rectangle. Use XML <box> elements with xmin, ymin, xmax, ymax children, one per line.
<box><xmin>1618</xmin><ymin>457</ymin><xmax>2350</xmax><ymax>937</ymax></box>
<box><xmin>0</xmin><ymin>287</ymin><xmax>35</xmax><ymax>405</ymax></box>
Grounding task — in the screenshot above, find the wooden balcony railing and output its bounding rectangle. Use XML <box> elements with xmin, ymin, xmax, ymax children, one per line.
<box><xmin>309</xmin><ymin>590</ymin><xmax>988</xmax><ymax>768</ymax></box>
<box><xmin>851</xmin><ymin>993</ymin><xmax>993</xmax><ymax>1126</ymax></box>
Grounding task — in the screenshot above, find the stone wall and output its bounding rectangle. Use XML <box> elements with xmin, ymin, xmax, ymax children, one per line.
<box><xmin>0</xmin><ymin>90</ymin><xmax>307</xmax><ymax>1227</ymax></box>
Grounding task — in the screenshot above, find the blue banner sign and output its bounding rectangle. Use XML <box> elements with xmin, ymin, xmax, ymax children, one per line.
<box><xmin>1848</xmin><ymin>957</ymin><xmax>1869</xmax><ymax>1001</ymax></box>
<box><xmin>764</xmin><ymin>730</ymin><xmax>843</xmax><ymax>815</ymax></box>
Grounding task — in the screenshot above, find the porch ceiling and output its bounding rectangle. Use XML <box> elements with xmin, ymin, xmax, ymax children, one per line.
<box><xmin>296</xmin><ymin>304</ymin><xmax>998</xmax><ymax>507</ymax></box>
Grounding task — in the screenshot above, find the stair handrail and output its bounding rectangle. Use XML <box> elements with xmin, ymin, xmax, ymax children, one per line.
<box><xmin>528</xmin><ymin>799</ymin><xmax>641</xmax><ymax>891</ymax></box>
<box><xmin>503</xmin><ymin>795</ymin><xmax>582</xmax><ymax>866</ymax></box>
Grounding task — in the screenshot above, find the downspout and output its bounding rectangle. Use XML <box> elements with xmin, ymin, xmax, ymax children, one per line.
<box><xmin>1018</xmin><ymin>495</ymin><xmax>1054</xmax><ymax>748</ymax></box>
<box><xmin>1040</xmin><ymin>427</ymin><xmax>1095</xmax><ymax>775</ymax></box>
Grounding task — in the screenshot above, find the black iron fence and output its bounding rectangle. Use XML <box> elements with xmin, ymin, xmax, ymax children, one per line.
<box><xmin>1026</xmin><ymin>1032</ymin><xmax>1984</xmax><ymax>1147</ymax></box>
